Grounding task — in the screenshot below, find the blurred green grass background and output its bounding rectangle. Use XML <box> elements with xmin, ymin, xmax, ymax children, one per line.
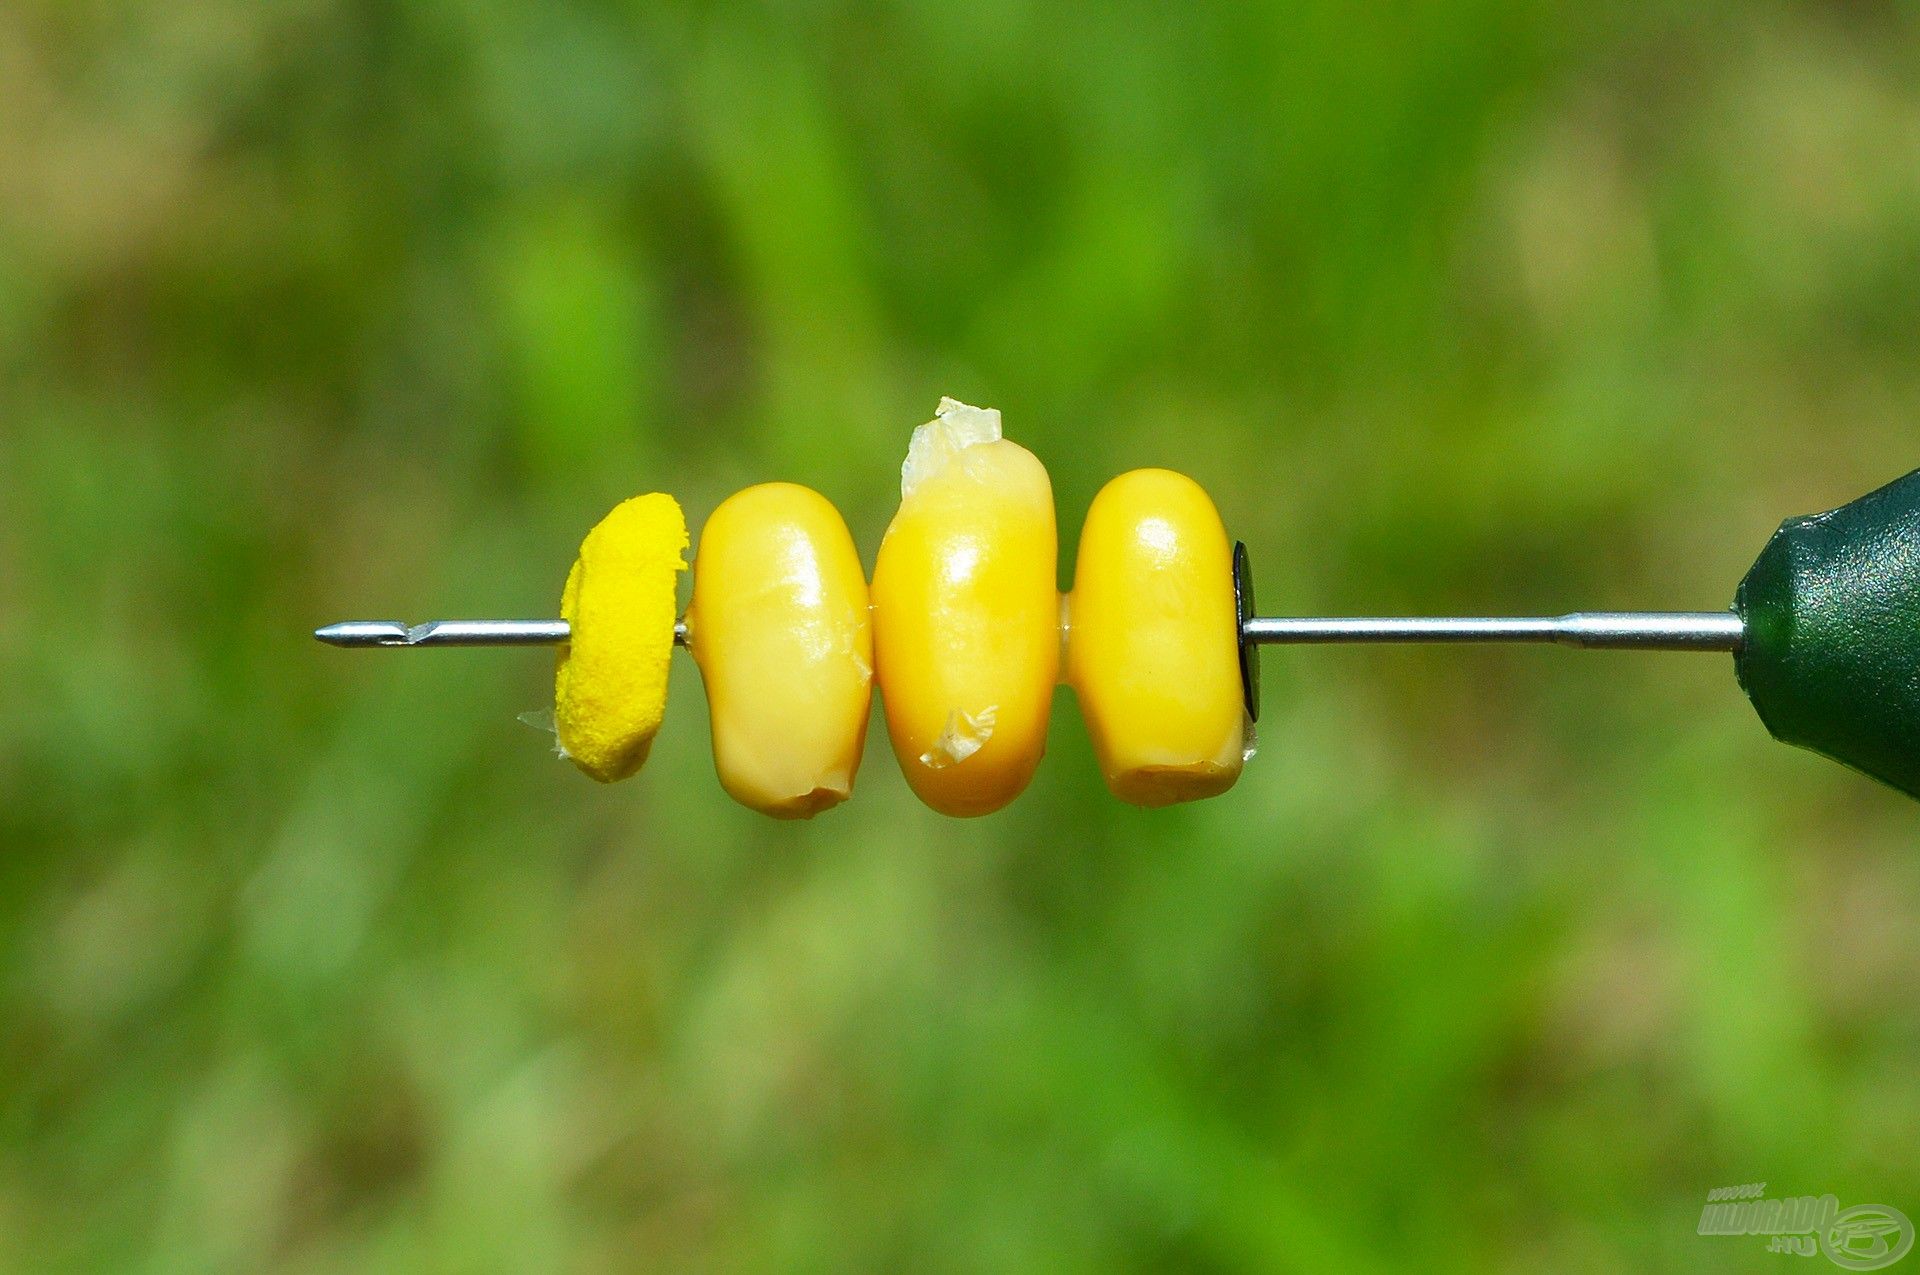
<box><xmin>3</xmin><ymin>1</ymin><xmax>1919</xmax><ymax>1270</ymax></box>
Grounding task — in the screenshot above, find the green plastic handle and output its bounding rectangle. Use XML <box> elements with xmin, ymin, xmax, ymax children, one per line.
<box><xmin>1736</xmin><ymin>467</ymin><xmax>1920</xmax><ymax>799</ymax></box>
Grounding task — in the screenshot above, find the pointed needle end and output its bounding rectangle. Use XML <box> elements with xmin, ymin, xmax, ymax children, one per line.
<box><xmin>314</xmin><ymin>620</ymin><xmax>410</xmax><ymax>647</ymax></box>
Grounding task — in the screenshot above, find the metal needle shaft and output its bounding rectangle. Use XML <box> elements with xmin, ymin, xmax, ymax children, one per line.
<box><xmin>315</xmin><ymin>611</ymin><xmax>1742</xmax><ymax>652</ymax></box>
<box><xmin>313</xmin><ymin>620</ymin><xmax>578</xmax><ymax>647</ymax></box>
<box><xmin>313</xmin><ymin>619</ymin><xmax>688</xmax><ymax>647</ymax></box>
<box><xmin>1240</xmin><ymin>611</ymin><xmax>1745</xmax><ymax>652</ymax></box>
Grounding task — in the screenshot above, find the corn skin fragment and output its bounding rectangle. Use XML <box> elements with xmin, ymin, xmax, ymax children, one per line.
<box><xmin>872</xmin><ymin>398</ymin><xmax>1058</xmax><ymax>817</ymax></box>
<box><xmin>1067</xmin><ymin>469</ymin><xmax>1244</xmax><ymax>806</ymax></box>
<box><xmin>686</xmin><ymin>483</ymin><xmax>873</xmax><ymax>818</ymax></box>
<box><xmin>555</xmin><ymin>492</ymin><xmax>688</xmax><ymax>782</ymax></box>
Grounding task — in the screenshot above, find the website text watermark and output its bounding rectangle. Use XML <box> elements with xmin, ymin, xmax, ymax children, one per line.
<box><xmin>1699</xmin><ymin>1184</ymin><xmax>1912</xmax><ymax>1270</ymax></box>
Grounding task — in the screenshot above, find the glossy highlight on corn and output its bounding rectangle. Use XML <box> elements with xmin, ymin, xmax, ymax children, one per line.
<box><xmin>686</xmin><ymin>483</ymin><xmax>873</xmax><ymax>818</ymax></box>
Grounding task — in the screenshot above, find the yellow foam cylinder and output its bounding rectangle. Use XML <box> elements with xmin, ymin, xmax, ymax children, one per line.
<box><xmin>1066</xmin><ymin>469</ymin><xmax>1244</xmax><ymax>806</ymax></box>
<box><xmin>686</xmin><ymin>483</ymin><xmax>873</xmax><ymax>818</ymax></box>
<box><xmin>555</xmin><ymin>492</ymin><xmax>689</xmax><ymax>782</ymax></box>
<box><xmin>871</xmin><ymin>399</ymin><xmax>1059</xmax><ymax>816</ymax></box>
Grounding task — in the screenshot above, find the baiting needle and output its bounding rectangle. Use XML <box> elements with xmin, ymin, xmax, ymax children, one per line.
<box><xmin>312</xmin><ymin>467</ymin><xmax>1920</xmax><ymax>801</ymax></box>
<box><xmin>312</xmin><ymin>538</ymin><xmax>1740</xmax><ymax>731</ymax></box>
<box><xmin>313</xmin><ymin>540</ymin><xmax>1742</xmax><ymax>659</ymax></box>
<box><xmin>312</xmin><ymin>612</ymin><xmax>1744</xmax><ymax>651</ymax></box>
<box><xmin>314</xmin><ymin>537</ymin><xmax>1742</xmax><ymax>656</ymax></box>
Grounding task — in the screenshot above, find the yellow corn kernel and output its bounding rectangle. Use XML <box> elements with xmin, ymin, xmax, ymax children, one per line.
<box><xmin>555</xmin><ymin>492</ymin><xmax>688</xmax><ymax>782</ymax></box>
<box><xmin>871</xmin><ymin>398</ymin><xmax>1058</xmax><ymax>816</ymax></box>
<box><xmin>1066</xmin><ymin>468</ymin><xmax>1244</xmax><ymax>806</ymax></box>
<box><xmin>686</xmin><ymin>483</ymin><xmax>873</xmax><ymax>818</ymax></box>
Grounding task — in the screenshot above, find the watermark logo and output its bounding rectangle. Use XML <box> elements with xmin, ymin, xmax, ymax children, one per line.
<box><xmin>1699</xmin><ymin>1184</ymin><xmax>1913</xmax><ymax>1270</ymax></box>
